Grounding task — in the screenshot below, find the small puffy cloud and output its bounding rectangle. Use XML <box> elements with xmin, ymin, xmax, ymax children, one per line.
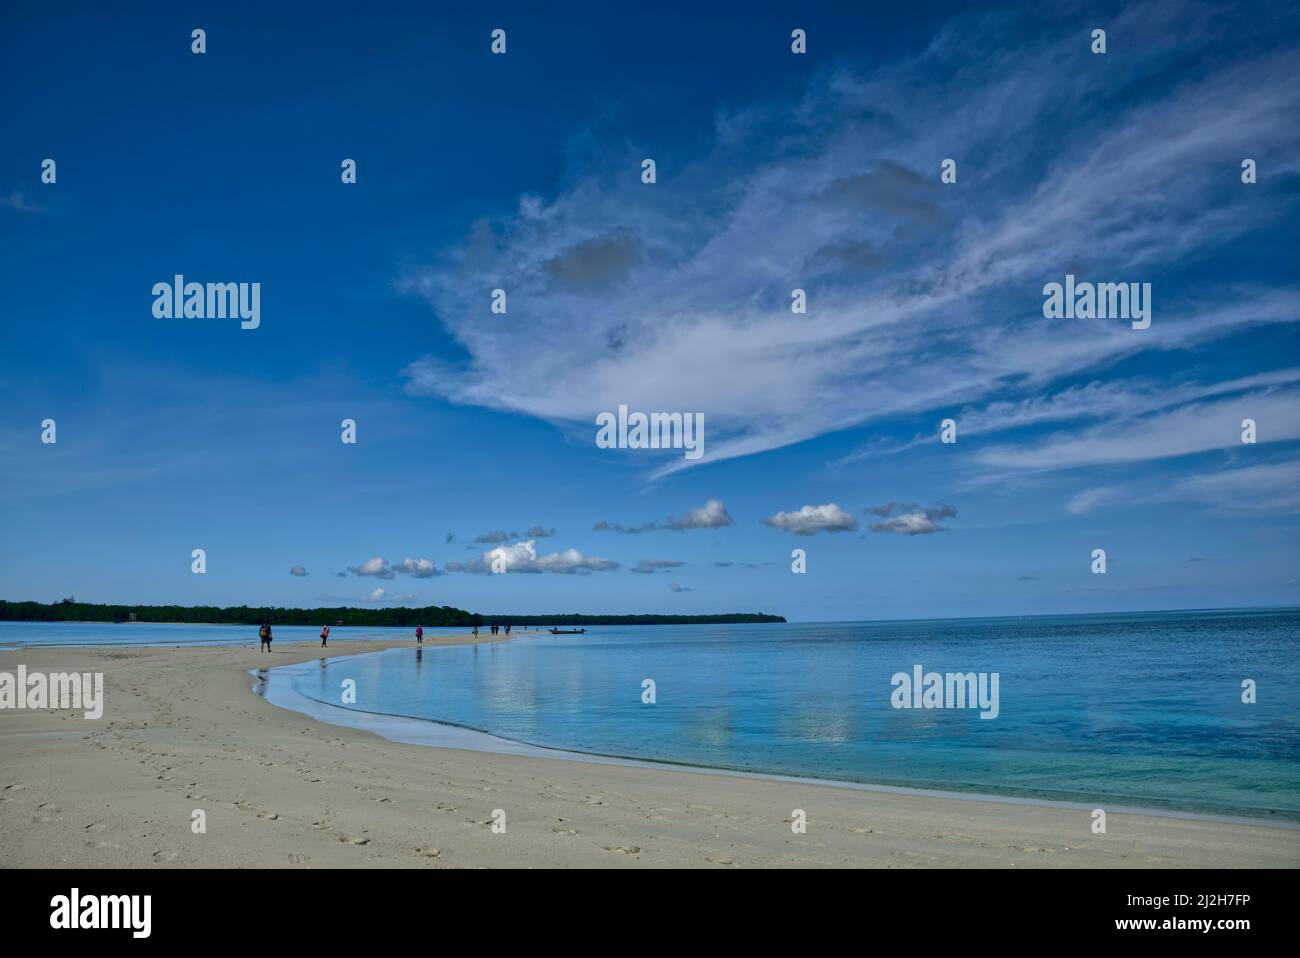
<box><xmin>761</xmin><ymin>503</ymin><xmax>858</xmax><ymax>535</ymax></box>
<box><xmin>866</xmin><ymin>502</ymin><xmax>957</xmax><ymax>535</ymax></box>
<box><xmin>630</xmin><ymin>559</ymin><xmax>686</xmax><ymax>574</ymax></box>
<box><xmin>349</xmin><ymin>556</ymin><xmax>443</xmax><ymax>578</ymax></box>
<box><xmin>289</xmin><ymin>565</ymin><xmax>309</xmax><ymax>577</ymax></box>
<box><xmin>596</xmin><ymin>499</ymin><xmax>733</xmax><ymax>534</ymax></box>
<box><xmin>446</xmin><ymin>540</ymin><xmax>618</xmax><ymax>575</ymax></box>
<box><xmin>665</xmin><ymin>499</ymin><xmax>734</xmax><ymax>530</ymax></box>
<box><xmin>364</xmin><ymin>587</ymin><xmax>416</xmax><ymax>603</ymax></box>
<box><xmin>669</xmin><ymin>582</ymin><xmax>695</xmax><ymax>592</ymax></box>
<box><xmin>445</xmin><ymin>532</ymin><xmax>455</xmax><ymax>544</ymax></box>
<box><xmin>395</xmin><ymin>557</ymin><xmax>440</xmax><ymax>578</ymax></box>
<box><xmin>348</xmin><ymin>556</ymin><xmax>394</xmax><ymax>579</ymax></box>
<box><xmin>593</xmin><ymin>519</ymin><xmax>652</xmax><ymax>534</ymax></box>
<box><xmin>335</xmin><ymin>571</ymin><xmax>347</xmax><ymax>578</ymax></box>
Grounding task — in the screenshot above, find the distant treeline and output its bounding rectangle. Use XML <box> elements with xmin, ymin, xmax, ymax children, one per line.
<box><xmin>0</xmin><ymin>600</ymin><xmax>785</xmax><ymax>627</ymax></box>
<box><xmin>0</xmin><ymin>600</ymin><xmax>472</xmax><ymax>627</ymax></box>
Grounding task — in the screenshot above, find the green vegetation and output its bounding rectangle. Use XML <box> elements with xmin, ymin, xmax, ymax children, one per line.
<box><xmin>0</xmin><ymin>599</ymin><xmax>785</xmax><ymax>627</ymax></box>
<box><xmin>0</xmin><ymin>598</ymin><xmax>472</xmax><ymax>627</ymax></box>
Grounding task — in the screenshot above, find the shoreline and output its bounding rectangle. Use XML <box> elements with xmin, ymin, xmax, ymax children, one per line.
<box><xmin>258</xmin><ymin>648</ymin><xmax>1300</xmax><ymax>830</ymax></box>
<box><xmin>2</xmin><ymin>638</ymin><xmax>1297</xmax><ymax>868</ymax></box>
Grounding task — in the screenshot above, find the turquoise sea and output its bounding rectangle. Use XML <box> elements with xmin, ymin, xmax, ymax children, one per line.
<box><xmin>6</xmin><ymin>609</ymin><xmax>1298</xmax><ymax>820</ymax></box>
<box><xmin>267</xmin><ymin>608</ymin><xmax>1300</xmax><ymax>821</ymax></box>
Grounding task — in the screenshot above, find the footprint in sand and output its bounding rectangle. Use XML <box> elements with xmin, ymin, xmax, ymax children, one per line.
<box><xmin>705</xmin><ymin>856</ymin><xmax>735</xmax><ymax>866</ymax></box>
<box><xmin>257</xmin><ymin>810</ymin><xmax>279</xmax><ymax>821</ymax></box>
<box><xmin>84</xmin><ymin>822</ymin><xmax>107</xmax><ymax>833</ymax></box>
<box><xmin>603</xmin><ymin>845</ymin><xmax>641</xmax><ymax>855</ymax></box>
<box><xmin>152</xmin><ymin>850</ymin><xmax>179</xmax><ymax>863</ymax></box>
<box><xmin>553</xmin><ymin>827</ymin><xmax>579</xmax><ymax>836</ymax></box>
<box><xmin>415</xmin><ymin>847</ymin><xmax>441</xmax><ymax>858</ymax></box>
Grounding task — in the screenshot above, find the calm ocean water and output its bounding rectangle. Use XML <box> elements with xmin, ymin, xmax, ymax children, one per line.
<box><xmin>7</xmin><ymin>610</ymin><xmax>1297</xmax><ymax>819</ymax></box>
<box><xmin>274</xmin><ymin>609</ymin><xmax>1300</xmax><ymax>820</ymax></box>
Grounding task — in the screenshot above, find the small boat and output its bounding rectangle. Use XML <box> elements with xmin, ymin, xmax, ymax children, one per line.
<box><xmin>548</xmin><ymin>628</ymin><xmax>586</xmax><ymax>635</ymax></box>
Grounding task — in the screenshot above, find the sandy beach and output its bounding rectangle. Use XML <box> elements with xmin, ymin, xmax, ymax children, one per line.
<box><xmin>1</xmin><ymin>636</ymin><xmax>1297</xmax><ymax>869</ymax></box>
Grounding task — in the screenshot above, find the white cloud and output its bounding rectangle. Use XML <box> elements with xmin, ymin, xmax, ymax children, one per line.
<box><xmin>394</xmin><ymin>557</ymin><xmax>439</xmax><ymax>578</ymax></box>
<box><xmin>977</xmin><ymin>389</ymin><xmax>1300</xmax><ymax>475</ymax></box>
<box><xmin>595</xmin><ymin>498</ymin><xmax>734</xmax><ymax>533</ymax></box>
<box><xmin>867</xmin><ymin>502</ymin><xmax>956</xmax><ymax>535</ymax></box>
<box><xmin>398</xmin><ymin>7</ymin><xmax>1300</xmax><ymax>477</ymax></box>
<box><xmin>761</xmin><ymin>503</ymin><xmax>858</xmax><ymax>535</ymax></box>
<box><xmin>665</xmin><ymin>498</ymin><xmax>734</xmax><ymax>530</ymax></box>
<box><xmin>348</xmin><ymin>556</ymin><xmax>394</xmax><ymax>579</ymax></box>
<box><xmin>289</xmin><ymin>565</ymin><xmax>309</xmax><ymax>577</ymax></box>
<box><xmin>1170</xmin><ymin>461</ymin><xmax>1300</xmax><ymax>515</ymax></box>
<box><xmin>445</xmin><ymin>540</ymin><xmax>619</xmax><ymax>574</ymax></box>
<box><xmin>363</xmin><ymin>587</ymin><xmax>417</xmax><ymax>603</ymax></box>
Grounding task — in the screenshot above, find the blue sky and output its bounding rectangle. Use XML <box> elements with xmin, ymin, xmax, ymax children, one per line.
<box><xmin>1</xmin><ymin>0</ymin><xmax>1297</xmax><ymax>621</ymax></box>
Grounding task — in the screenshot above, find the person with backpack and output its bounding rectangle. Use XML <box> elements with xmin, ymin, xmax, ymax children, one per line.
<box><xmin>259</xmin><ymin>622</ymin><xmax>272</xmax><ymax>652</ymax></box>
<box><xmin>320</xmin><ymin>624</ymin><xmax>329</xmax><ymax>648</ymax></box>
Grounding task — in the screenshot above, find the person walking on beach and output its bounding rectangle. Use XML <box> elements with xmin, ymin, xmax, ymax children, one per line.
<box><xmin>320</xmin><ymin>624</ymin><xmax>329</xmax><ymax>648</ymax></box>
<box><xmin>259</xmin><ymin>622</ymin><xmax>272</xmax><ymax>652</ymax></box>
<box><xmin>472</xmin><ymin>625</ymin><xmax>479</xmax><ymax>638</ymax></box>
<box><xmin>415</xmin><ymin>624</ymin><xmax>423</xmax><ymax>645</ymax></box>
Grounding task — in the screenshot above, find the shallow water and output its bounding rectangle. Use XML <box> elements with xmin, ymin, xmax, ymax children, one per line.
<box><xmin>271</xmin><ymin>609</ymin><xmax>1300</xmax><ymax>820</ymax></box>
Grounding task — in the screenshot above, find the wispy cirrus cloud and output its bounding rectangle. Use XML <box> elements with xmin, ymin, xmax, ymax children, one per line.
<box><xmin>397</xmin><ymin>2</ymin><xmax>1300</xmax><ymax>479</ymax></box>
<box><xmin>976</xmin><ymin>388</ymin><xmax>1300</xmax><ymax>475</ymax></box>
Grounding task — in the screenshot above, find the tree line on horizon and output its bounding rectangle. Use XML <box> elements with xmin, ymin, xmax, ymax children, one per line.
<box><xmin>0</xmin><ymin>599</ymin><xmax>785</xmax><ymax>627</ymax></box>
